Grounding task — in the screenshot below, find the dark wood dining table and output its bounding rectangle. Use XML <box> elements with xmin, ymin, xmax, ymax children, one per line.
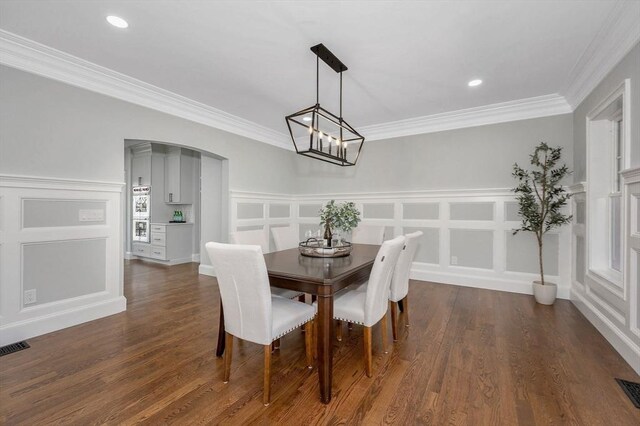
<box><xmin>215</xmin><ymin>243</ymin><xmax>380</xmax><ymax>404</ymax></box>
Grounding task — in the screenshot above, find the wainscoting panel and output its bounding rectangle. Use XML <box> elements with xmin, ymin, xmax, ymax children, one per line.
<box><xmin>402</xmin><ymin>202</ymin><xmax>439</xmax><ymax>220</ymax></box>
<box><xmin>22</xmin><ymin>238</ymin><xmax>106</xmax><ymax>306</ymax></box>
<box><xmin>228</xmin><ymin>188</ymin><xmax>571</xmax><ymax>300</ymax></box>
<box><xmin>363</xmin><ymin>203</ymin><xmax>395</xmax><ymax>219</ymax></box>
<box><xmin>0</xmin><ymin>175</ymin><xmax>125</xmax><ymax>346</ymax></box>
<box><xmin>450</xmin><ymin>202</ymin><xmax>494</xmax><ymax>221</ymax></box>
<box><xmin>23</xmin><ymin>199</ymin><xmax>108</xmax><ymax>228</ymax></box>
<box><xmin>403</xmin><ymin>226</ymin><xmax>440</xmax><ymax>264</ymax></box>
<box><xmin>269</xmin><ymin>203</ymin><xmax>290</xmax><ymax>219</ymax></box>
<box><xmin>506</xmin><ymin>232</ymin><xmax>559</xmax><ymax>275</ymax></box>
<box><xmin>236</xmin><ymin>202</ymin><xmax>264</xmax><ymax>219</ymax></box>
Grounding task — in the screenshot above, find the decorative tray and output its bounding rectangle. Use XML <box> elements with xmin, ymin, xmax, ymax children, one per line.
<box><xmin>299</xmin><ymin>239</ymin><xmax>352</xmax><ymax>258</ymax></box>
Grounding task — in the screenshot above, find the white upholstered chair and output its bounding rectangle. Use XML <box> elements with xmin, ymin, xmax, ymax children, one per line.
<box><xmin>351</xmin><ymin>225</ymin><xmax>385</xmax><ymax>245</ymax></box>
<box><xmin>230</xmin><ymin>229</ymin><xmax>269</xmax><ymax>252</ymax></box>
<box><xmin>230</xmin><ymin>229</ymin><xmax>303</xmax><ymax>301</ymax></box>
<box><xmin>205</xmin><ymin>242</ymin><xmax>315</xmax><ymax>406</ymax></box>
<box><xmin>328</xmin><ymin>235</ymin><xmax>405</xmax><ymax>377</ymax></box>
<box><xmin>271</xmin><ymin>226</ymin><xmax>300</xmax><ymax>251</ymax></box>
<box><xmin>388</xmin><ymin>231</ymin><xmax>422</xmax><ymax>340</ymax></box>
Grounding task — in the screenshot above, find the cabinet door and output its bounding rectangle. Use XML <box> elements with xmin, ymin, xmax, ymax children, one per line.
<box><xmin>131</xmin><ymin>154</ymin><xmax>151</xmax><ymax>186</ymax></box>
<box><xmin>165</xmin><ymin>149</ymin><xmax>181</xmax><ymax>203</ymax></box>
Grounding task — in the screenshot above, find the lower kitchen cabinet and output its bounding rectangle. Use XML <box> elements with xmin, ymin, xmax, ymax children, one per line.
<box><xmin>132</xmin><ymin>223</ymin><xmax>194</xmax><ymax>264</ymax></box>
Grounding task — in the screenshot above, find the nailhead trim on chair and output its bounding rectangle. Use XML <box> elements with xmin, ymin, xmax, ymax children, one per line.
<box><xmin>333</xmin><ymin>316</ymin><xmax>365</xmax><ymax>325</ymax></box>
<box><xmin>272</xmin><ymin>316</ymin><xmax>316</xmax><ymax>341</ymax></box>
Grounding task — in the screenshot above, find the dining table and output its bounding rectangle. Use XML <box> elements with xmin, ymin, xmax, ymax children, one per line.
<box><xmin>215</xmin><ymin>243</ymin><xmax>380</xmax><ymax>404</ymax></box>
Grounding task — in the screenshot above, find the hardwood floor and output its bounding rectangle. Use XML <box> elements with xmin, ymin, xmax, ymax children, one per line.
<box><xmin>1</xmin><ymin>260</ymin><xmax>639</xmax><ymax>425</ymax></box>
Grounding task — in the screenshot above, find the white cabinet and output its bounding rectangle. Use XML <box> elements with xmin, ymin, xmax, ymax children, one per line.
<box><xmin>164</xmin><ymin>147</ymin><xmax>193</xmax><ymax>204</ymax></box>
<box><xmin>131</xmin><ymin>144</ymin><xmax>152</xmax><ymax>186</ymax></box>
<box><xmin>133</xmin><ymin>223</ymin><xmax>193</xmax><ymax>264</ymax></box>
<box><xmin>132</xmin><ymin>243</ymin><xmax>151</xmax><ymax>257</ymax></box>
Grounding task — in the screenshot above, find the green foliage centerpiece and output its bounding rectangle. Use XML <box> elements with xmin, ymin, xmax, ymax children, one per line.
<box><xmin>512</xmin><ymin>142</ymin><xmax>572</xmax><ymax>304</ymax></box>
<box><xmin>319</xmin><ymin>200</ymin><xmax>361</xmax><ymax>246</ymax></box>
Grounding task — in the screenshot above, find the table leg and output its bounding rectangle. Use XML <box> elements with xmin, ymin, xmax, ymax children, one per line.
<box><xmin>317</xmin><ymin>293</ymin><xmax>334</xmax><ymax>403</ymax></box>
<box><xmin>216</xmin><ymin>301</ymin><xmax>225</xmax><ymax>357</ymax></box>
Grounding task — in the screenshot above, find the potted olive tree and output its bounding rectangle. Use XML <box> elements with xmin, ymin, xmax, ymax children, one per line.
<box><xmin>512</xmin><ymin>142</ymin><xmax>572</xmax><ymax>305</ymax></box>
<box><xmin>319</xmin><ymin>200</ymin><xmax>361</xmax><ymax>246</ymax></box>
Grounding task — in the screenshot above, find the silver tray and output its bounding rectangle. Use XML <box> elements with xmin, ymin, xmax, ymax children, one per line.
<box><xmin>298</xmin><ymin>239</ymin><xmax>352</xmax><ymax>258</ymax></box>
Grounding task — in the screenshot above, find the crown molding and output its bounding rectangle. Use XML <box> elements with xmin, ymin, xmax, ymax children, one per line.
<box><xmin>359</xmin><ymin>94</ymin><xmax>572</xmax><ymax>141</ymax></box>
<box><xmin>563</xmin><ymin>1</ymin><xmax>640</xmax><ymax>109</ymax></box>
<box><xmin>0</xmin><ymin>174</ymin><xmax>125</xmax><ymax>192</ymax></box>
<box><xmin>0</xmin><ymin>30</ymin><xmax>292</xmax><ymax>151</ymax></box>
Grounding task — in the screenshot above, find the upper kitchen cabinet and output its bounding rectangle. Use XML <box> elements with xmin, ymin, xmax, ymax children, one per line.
<box><xmin>130</xmin><ymin>143</ymin><xmax>152</xmax><ymax>186</ymax></box>
<box><xmin>164</xmin><ymin>147</ymin><xmax>195</xmax><ymax>204</ymax></box>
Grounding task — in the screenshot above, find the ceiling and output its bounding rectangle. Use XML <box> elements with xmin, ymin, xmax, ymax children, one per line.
<box><xmin>0</xmin><ymin>0</ymin><xmax>626</xmax><ymax>137</ymax></box>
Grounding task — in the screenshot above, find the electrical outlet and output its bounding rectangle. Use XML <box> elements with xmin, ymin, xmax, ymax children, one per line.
<box><xmin>24</xmin><ymin>289</ymin><xmax>37</xmax><ymax>305</ymax></box>
<box><xmin>79</xmin><ymin>209</ymin><xmax>105</xmax><ymax>222</ymax></box>
<box><xmin>451</xmin><ymin>256</ymin><xmax>458</xmax><ymax>265</ymax></box>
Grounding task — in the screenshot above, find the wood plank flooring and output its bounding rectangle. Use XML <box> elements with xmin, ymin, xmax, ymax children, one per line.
<box><xmin>1</xmin><ymin>260</ymin><xmax>639</xmax><ymax>425</ymax></box>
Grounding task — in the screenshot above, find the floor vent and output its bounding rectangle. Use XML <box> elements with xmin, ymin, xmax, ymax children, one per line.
<box><xmin>616</xmin><ymin>378</ymin><xmax>640</xmax><ymax>409</ymax></box>
<box><xmin>0</xmin><ymin>341</ymin><xmax>30</xmax><ymax>357</ymax></box>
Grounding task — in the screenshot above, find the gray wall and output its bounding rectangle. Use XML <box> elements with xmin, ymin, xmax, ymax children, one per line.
<box><xmin>573</xmin><ymin>42</ymin><xmax>640</xmax><ymax>182</ymax></box>
<box><xmin>293</xmin><ymin>114</ymin><xmax>573</xmax><ymax>194</ymax></box>
<box><xmin>0</xmin><ymin>65</ymin><xmax>299</xmax><ymax>193</ymax></box>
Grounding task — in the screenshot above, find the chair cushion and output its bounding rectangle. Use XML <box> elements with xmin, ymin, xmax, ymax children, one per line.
<box><xmin>271</xmin><ymin>296</ymin><xmax>316</xmax><ymax>341</ymax></box>
<box><xmin>332</xmin><ymin>289</ymin><xmax>367</xmax><ymax>325</ymax></box>
<box><xmin>272</xmin><ymin>287</ymin><xmax>304</xmax><ymax>299</ymax></box>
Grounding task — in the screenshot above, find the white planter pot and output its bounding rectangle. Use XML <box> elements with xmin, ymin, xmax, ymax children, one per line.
<box><xmin>532</xmin><ymin>281</ymin><xmax>557</xmax><ymax>305</ymax></box>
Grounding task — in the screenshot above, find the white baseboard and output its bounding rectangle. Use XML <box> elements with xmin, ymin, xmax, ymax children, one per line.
<box><xmin>571</xmin><ymin>288</ymin><xmax>640</xmax><ymax>375</ymax></box>
<box><xmin>410</xmin><ymin>267</ymin><xmax>570</xmax><ymax>300</ymax></box>
<box><xmin>199</xmin><ymin>264</ymin><xmax>216</xmax><ymax>277</ymax></box>
<box><xmin>124</xmin><ymin>251</ymin><xmax>134</xmax><ymax>260</ymax></box>
<box><xmin>0</xmin><ymin>296</ymin><xmax>127</xmax><ymax>346</ymax></box>
<box><xmin>128</xmin><ymin>256</ymin><xmax>195</xmax><ymax>266</ymax></box>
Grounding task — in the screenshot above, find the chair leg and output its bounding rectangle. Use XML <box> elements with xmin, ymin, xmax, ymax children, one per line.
<box><xmin>223</xmin><ymin>332</ymin><xmax>233</xmax><ymax>383</ymax></box>
<box><xmin>404</xmin><ymin>296</ymin><xmax>410</xmax><ymax>327</ymax></box>
<box><xmin>304</xmin><ymin>320</ymin><xmax>313</xmax><ymax>368</ymax></box>
<box><xmin>313</xmin><ymin>318</ymin><xmax>318</xmax><ymax>359</ymax></box>
<box><xmin>390</xmin><ymin>301</ymin><xmax>398</xmax><ymax>341</ymax></box>
<box><xmin>336</xmin><ymin>320</ymin><xmax>343</xmax><ymax>342</ymax></box>
<box><xmin>263</xmin><ymin>344</ymin><xmax>271</xmax><ymax>406</ymax></box>
<box><xmin>272</xmin><ymin>338</ymin><xmax>281</xmax><ymax>352</ymax></box>
<box><xmin>380</xmin><ymin>313</ymin><xmax>388</xmax><ymax>354</ymax></box>
<box><xmin>363</xmin><ymin>326</ymin><xmax>372</xmax><ymax>377</ymax></box>
<box><xmin>298</xmin><ymin>294</ymin><xmax>306</xmax><ymax>303</ymax></box>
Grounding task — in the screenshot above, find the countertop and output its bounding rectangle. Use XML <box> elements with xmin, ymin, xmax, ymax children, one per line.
<box><xmin>151</xmin><ymin>222</ymin><xmax>194</xmax><ymax>226</ymax></box>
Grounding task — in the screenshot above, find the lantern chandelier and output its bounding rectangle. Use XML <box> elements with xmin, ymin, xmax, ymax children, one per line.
<box><xmin>285</xmin><ymin>44</ymin><xmax>365</xmax><ymax>166</ymax></box>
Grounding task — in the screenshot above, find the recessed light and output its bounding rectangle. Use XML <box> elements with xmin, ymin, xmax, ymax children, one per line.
<box><xmin>106</xmin><ymin>15</ymin><xmax>128</xmax><ymax>29</ymax></box>
<box><xmin>302</xmin><ymin>116</ymin><xmax>312</xmax><ymax>122</ymax></box>
<box><xmin>468</xmin><ymin>79</ymin><xmax>482</xmax><ymax>87</ymax></box>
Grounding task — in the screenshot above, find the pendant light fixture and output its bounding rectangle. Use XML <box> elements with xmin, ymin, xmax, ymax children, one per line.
<box><xmin>285</xmin><ymin>44</ymin><xmax>365</xmax><ymax>166</ymax></box>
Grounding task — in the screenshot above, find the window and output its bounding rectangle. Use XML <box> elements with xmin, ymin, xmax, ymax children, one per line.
<box><xmin>610</xmin><ymin>115</ymin><xmax>623</xmax><ymax>272</ymax></box>
<box><xmin>586</xmin><ymin>81</ymin><xmax>628</xmax><ymax>287</ymax></box>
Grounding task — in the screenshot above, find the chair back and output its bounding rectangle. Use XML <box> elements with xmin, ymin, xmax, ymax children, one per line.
<box><xmin>351</xmin><ymin>225</ymin><xmax>385</xmax><ymax>245</ymax></box>
<box><xmin>230</xmin><ymin>229</ymin><xmax>269</xmax><ymax>253</ymax></box>
<box><xmin>389</xmin><ymin>231</ymin><xmax>422</xmax><ymax>302</ymax></box>
<box><xmin>271</xmin><ymin>226</ymin><xmax>299</xmax><ymax>251</ymax></box>
<box><xmin>205</xmin><ymin>242</ymin><xmax>272</xmax><ymax>345</ymax></box>
<box><xmin>364</xmin><ymin>235</ymin><xmax>405</xmax><ymax>325</ymax></box>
